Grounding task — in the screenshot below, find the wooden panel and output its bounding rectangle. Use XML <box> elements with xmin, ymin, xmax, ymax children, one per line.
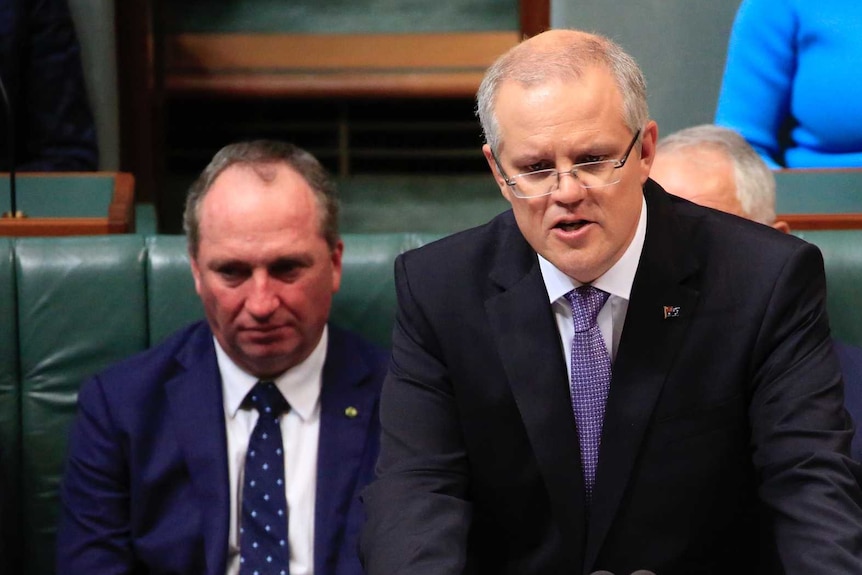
<box><xmin>0</xmin><ymin>172</ymin><xmax>135</xmax><ymax>236</ymax></box>
<box><xmin>166</xmin><ymin>32</ymin><xmax>518</xmax><ymax>98</ymax></box>
<box><xmin>779</xmin><ymin>213</ymin><xmax>862</xmax><ymax>231</ymax></box>
<box><xmin>115</xmin><ymin>0</ymin><xmax>164</xmax><ymax>206</ymax></box>
<box><xmin>520</xmin><ymin>0</ymin><xmax>550</xmax><ymax>37</ymax></box>
<box><xmin>109</xmin><ymin>172</ymin><xmax>136</xmax><ymax>233</ymax></box>
<box><xmin>167</xmin><ymin>72</ymin><xmax>489</xmax><ymax>98</ymax></box>
<box><xmin>167</xmin><ymin>32</ymin><xmax>519</xmax><ymax>71</ymax></box>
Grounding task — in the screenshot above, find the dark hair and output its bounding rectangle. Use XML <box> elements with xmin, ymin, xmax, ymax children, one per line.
<box><xmin>184</xmin><ymin>140</ymin><xmax>340</xmax><ymax>255</ymax></box>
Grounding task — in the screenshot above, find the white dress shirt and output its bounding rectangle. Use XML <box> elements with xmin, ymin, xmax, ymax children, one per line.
<box><xmin>539</xmin><ymin>196</ymin><xmax>647</xmax><ymax>376</ymax></box>
<box><xmin>218</xmin><ymin>326</ymin><xmax>327</xmax><ymax>575</ymax></box>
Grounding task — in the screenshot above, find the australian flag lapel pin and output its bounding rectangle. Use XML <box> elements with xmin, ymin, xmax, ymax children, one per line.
<box><xmin>663</xmin><ymin>305</ymin><xmax>681</xmax><ymax>319</ymax></box>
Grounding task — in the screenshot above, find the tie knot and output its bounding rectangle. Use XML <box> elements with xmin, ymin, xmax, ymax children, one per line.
<box><xmin>244</xmin><ymin>380</ymin><xmax>289</xmax><ymax>416</ymax></box>
<box><xmin>565</xmin><ymin>285</ymin><xmax>610</xmax><ymax>332</ymax></box>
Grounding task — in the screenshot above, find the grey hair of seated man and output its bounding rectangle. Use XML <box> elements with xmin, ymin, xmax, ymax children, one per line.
<box><xmin>653</xmin><ymin>124</ymin><xmax>784</xmax><ymax>229</ymax></box>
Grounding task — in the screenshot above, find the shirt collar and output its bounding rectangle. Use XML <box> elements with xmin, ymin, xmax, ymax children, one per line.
<box><xmin>539</xmin><ymin>195</ymin><xmax>647</xmax><ymax>302</ymax></box>
<box><xmin>217</xmin><ymin>325</ymin><xmax>328</xmax><ymax>422</ymax></box>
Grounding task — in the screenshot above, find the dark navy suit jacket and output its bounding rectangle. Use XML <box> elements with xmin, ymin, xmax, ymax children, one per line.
<box><xmin>57</xmin><ymin>320</ymin><xmax>387</xmax><ymax>575</ymax></box>
<box><xmin>361</xmin><ymin>181</ymin><xmax>862</xmax><ymax>575</ymax></box>
<box><xmin>836</xmin><ymin>340</ymin><xmax>862</xmax><ymax>462</ymax></box>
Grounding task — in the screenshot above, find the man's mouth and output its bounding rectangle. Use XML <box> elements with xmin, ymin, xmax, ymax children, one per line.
<box><xmin>556</xmin><ymin>220</ymin><xmax>591</xmax><ymax>232</ymax></box>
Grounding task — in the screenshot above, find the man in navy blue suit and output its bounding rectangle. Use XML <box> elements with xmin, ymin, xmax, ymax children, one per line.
<box><xmin>652</xmin><ymin>123</ymin><xmax>862</xmax><ymax>461</ymax></box>
<box><xmin>57</xmin><ymin>140</ymin><xmax>387</xmax><ymax>575</ymax></box>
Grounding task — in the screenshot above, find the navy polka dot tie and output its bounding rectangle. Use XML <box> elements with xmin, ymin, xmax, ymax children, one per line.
<box><xmin>565</xmin><ymin>286</ymin><xmax>611</xmax><ymax>504</ymax></box>
<box><xmin>240</xmin><ymin>381</ymin><xmax>291</xmax><ymax>575</ymax></box>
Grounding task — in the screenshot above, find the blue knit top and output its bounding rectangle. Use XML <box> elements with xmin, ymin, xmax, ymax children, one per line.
<box><xmin>715</xmin><ymin>0</ymin><xmax>862</xmax><ymax>168</ymax></box>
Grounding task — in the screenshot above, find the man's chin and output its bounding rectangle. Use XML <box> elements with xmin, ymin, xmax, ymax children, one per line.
<box><xmin>231</xmin><ymin>343</ymin><xmax>302</xmax><ymax>378</ymax></box>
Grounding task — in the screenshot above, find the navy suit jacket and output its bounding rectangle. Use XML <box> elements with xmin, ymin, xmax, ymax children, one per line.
<box><xmin>57</xmin><ymin>320</ymin><xmax>387</xmax><ymax>575</ymax></box>
<box><xmin>836</xmin><ymin>340</ymin><xmax>862</xmax><ymax>462</ymax></box>
<box><xmin>361</xmin><ymin>181</ymin><xmax>862</xmax><ymax>575</ymax></box>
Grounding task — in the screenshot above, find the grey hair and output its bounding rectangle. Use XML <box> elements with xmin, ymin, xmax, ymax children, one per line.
<box><xmin>183</xmin><ymin>140</ymin><xmax>340</xmax><ymax>256</ymax></box>
<box><xmin>656</xmin><ymin>125</ymin><xmax>776</xmax><ymax>225</ymax></box>
<box><xmin>476</xmin><ymin>30</ymin><xmax>649</xmax><ymax>152</ymax></box>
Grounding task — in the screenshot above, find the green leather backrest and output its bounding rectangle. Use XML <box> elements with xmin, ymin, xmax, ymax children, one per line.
<box><xmin>0</xmin><ymin>238</ymin><xmax>18</xmax><ymax>450</ymax></box>
<box><xmin>146</xmin><ymin>235</ymin><xmax>203</xmax><ymax>346</ymax></box>
<box><xmin>334</xmin><ymin>233</ymin><xmax>443</xmax><ymax>347</ymax></box>
<box><xmin>0</xmin><ymin>238</ymin><xmax>19</xmax><ymax>557</ymax></box>
<box><xmin>15</xmin><ymin>236</ymin><xmax>149</xmax><ymax>574</ymax></box>
<box><xmin>793</xmin><ymin>230</ymin><xmax>862</xmax><ymax>348</ymax></box>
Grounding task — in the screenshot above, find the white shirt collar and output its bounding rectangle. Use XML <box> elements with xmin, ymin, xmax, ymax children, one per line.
<box><xmin>216</xmin><ymin>325</ymin><xmax>328</xmax><ymax>422</ymax></box>
<box><xmin>539</xmin><ymin>195</ymin><xmax>647</xmax><ymax>302</ymax></box>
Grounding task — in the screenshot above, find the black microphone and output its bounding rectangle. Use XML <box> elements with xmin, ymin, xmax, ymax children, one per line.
<box><xmin>0</xmin><ymin>71</ymin><xmax>21</xmax><ymax>219</ymax></box>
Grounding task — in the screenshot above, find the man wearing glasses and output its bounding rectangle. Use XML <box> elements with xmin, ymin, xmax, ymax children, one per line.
<box><xmin>360</xmin><ymin>29</ymin><xmax>862</xmax><ymax>574</ymax></box>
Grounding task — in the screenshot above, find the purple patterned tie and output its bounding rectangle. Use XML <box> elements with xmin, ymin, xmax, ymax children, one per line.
<box><xmin>565</xmin><ymin>286</ymin><xmax>611</xmax><ymax>503</ymax></box>
<box><xmin>240</xmin><ymin>381</ymin><xmax>291</xmax><ymax>575</ymax></box>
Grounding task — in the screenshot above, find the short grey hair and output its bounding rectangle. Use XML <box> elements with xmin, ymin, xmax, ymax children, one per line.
<box><xmin>476</xmin><ymin>30</ymin><xmax>649</xmax><ymax>152</ymax></box>
<box><xmin>656</xmin><ymin>125</ymin><xmax>776</xmax><ymax>225</ymax></box>
<box><xmin>183</xmin><ymin>140</ymin><xmax>340</xmax><ymax>256</ymax></box>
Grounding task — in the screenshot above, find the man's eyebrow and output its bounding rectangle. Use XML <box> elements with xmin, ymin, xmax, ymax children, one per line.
<box><xmin>270</xmin><ymin>254</ymin><xmax>313</xmax><ymax>266</ymax></box>
<box><xmin>207</xmin><ymin>257</ymin><xmax>248</xmax><ymax>270</ymax></box>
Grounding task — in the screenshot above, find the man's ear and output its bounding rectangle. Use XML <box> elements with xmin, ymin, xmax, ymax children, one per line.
<box><xmin>638</xmin><ymin>120</ymin><xmax>659</xmax><ymax>185</ymax></box>
<box><xmin>483</xmin><ymin>144</ymin><xmax>513</xmax><ymax>202</ymax></box>
<box><xmin>773</xmin><ymin>220</ymin><xmax>791</xmax><ymax>234</ymax></box>
<box><xmin>189</xmin><ymin>250</ymin><xmax>203</xmax><ymax>296</ymax></box>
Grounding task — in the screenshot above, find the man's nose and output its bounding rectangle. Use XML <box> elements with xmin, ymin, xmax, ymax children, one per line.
<box><xmin>553</xmin><ymin>169</ymin><xmax>588</xmax><ymax>202</ymax></box>
<box><xmin>245</xmin><ymin>273</ymin><xmax>279</xmax><ymax>318</ymax></box>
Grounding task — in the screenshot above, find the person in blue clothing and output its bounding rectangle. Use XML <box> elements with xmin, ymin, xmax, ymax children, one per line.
<box><xmin>0</xmin><ymin>0</ymin><xmax>97</xmax><ymax>171</ymax></box>
<box><xmin>652</xmin><ymin>124</ymin><xmax>862</xmax><ymax>461</ymax></box>
<box><xmin>715</xmin><ymin>0</ymin><xmax>862</xmax><ymax>168</ymax></box>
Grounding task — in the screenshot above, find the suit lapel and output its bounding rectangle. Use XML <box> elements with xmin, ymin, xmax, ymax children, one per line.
<box><xmin>485</xmin><ymin>221</ymin><xmax>589</xmax><ymax>565</ymax></box>
<box><xmin>584</xmin><ymin>183</ymin><xmax>701</xmax><ymax>569</ymax></box>
<box><xmin>164</xmin><ymin>322</ymin><xmax>231</xmax><ymax>575</ymax></box>
<box><xmin>315</xmin><ymin>327</ymin><xmax>380</xmax><ymax>574</ymax></box>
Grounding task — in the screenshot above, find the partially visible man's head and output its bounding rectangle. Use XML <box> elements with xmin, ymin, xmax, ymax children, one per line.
<box><xmin>651</xmin><ymin>124</ymin><xmax>788</xmax><ymax>231</ymax></box>
<box><xmin>184</xmin><ymin>140</ymin><xmax>340</xmax><ymax>257</ymax></box>
<box><xmin>476</xmin><ymin>29</ymin><xmax>649</xmax><ymax>153</ymax></box>
<box><xmin>184</xmin><ymin>140</ymin><xmax>343</xmax><ymax>379</ymax></box>
<box><xmin>477</xmin><ymin>29</ymin><xmax>658</xmax><ymax>283</ymax></box>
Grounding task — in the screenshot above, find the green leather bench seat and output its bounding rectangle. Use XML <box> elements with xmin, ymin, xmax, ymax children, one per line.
<box><xmin>793</xmin><ymin>230</ymin><xmax>862</xmax><ymax>349</ymax></box>
<box><xmin>0</xmin><ymin>229</ymin><xmax>858</xmax><ymax>575</ymax></box>
<box><xmin>16</xmin><ymin>236</ymin><xmax>150</xmax><ymax>575</ymax></box>
<box><xmin>0</xmin><ymin>238</ymin><xmax>19</xmax><ymax>560</ymax></box>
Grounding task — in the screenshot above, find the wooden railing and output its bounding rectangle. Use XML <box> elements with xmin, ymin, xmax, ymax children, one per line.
<box><xmin>0</xmin><ymin>172</ymin><xmax>136</xmax><ymax>236</ymax></box>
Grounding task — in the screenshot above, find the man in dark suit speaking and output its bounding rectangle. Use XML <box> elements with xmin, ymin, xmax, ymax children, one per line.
<box><xmin>359</xmin><ymin>30</ymin><xmax>862</xmax><ymax>574</ymax></box>
<box><xmin>57</xmin><ymin>140</ymin><xmax>388</xmax><ymax>575</ymax></box>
